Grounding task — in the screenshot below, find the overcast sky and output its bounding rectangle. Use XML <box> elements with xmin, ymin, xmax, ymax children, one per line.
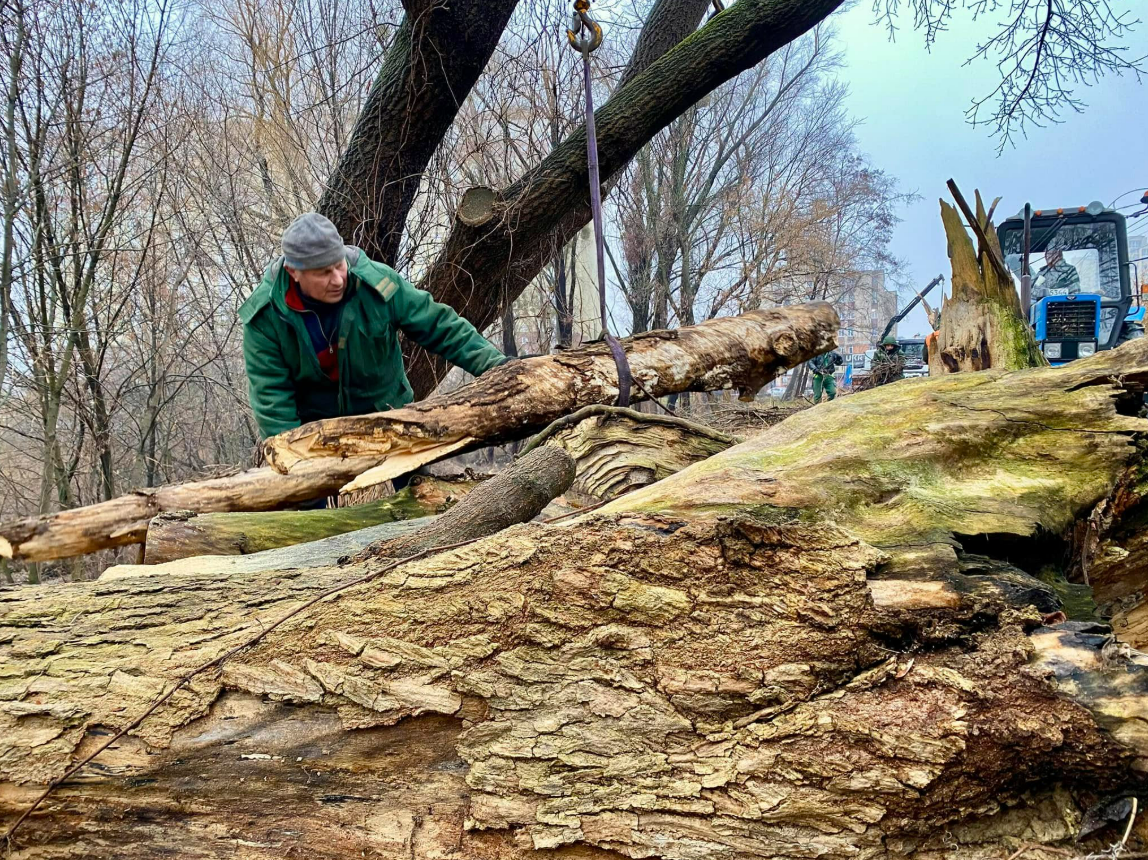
<box><xmin>832</xmin><ymin>1</ymin><xmax>1148</xmax><ymax>337</ymax></box>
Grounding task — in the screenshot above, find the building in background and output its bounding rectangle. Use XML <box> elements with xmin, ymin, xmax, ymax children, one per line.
<box><xmin>836</xmin><ymin>271</ymin><xmax>898</xmax><ymax>360</ymax></box>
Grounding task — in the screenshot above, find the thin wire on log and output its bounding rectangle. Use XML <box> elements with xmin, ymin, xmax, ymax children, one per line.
<box><xmin>1</xmin><ymin>499</ymin><xmax>609</xmax><ymax>847</ymax></box>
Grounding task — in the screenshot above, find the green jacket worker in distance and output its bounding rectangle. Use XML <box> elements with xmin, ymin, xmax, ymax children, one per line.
<box><xmin>241</xmin><ymin>212</ymin><xmax>508</xmax><ymax>441</ymax></box>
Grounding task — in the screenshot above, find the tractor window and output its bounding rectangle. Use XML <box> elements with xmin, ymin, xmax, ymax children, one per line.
<box><xmin>1005</xmin><ymin>249</ymin><xmax>1101</xmax><ymax>300</ymax></box>
<box><xmin>1000</xmin><ymin>219</ymin><xmax>1122</xmax><ymax>300</ymax></box>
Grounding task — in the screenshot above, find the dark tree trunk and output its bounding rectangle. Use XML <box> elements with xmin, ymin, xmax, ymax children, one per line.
<box><xmin>317</xmin><ymin>0</ymin><xmax>520</xmax><ymax>265</ymax></box>
<box><xmin>500</xmin><ymin>304</ymin><xmax>518</xmax><ymax>358</ymax></box>
<box><xmin>404</xmin><ymin>0</ymin><xmax>845</xmax><ymax>396</ymax></box>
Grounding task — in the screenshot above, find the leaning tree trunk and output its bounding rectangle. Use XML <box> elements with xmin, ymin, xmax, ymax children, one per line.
<box><xmin>5</xmin><ymin>342</ymin><xmax>1148</xmax><ymax>859</ymax></box>
<box><xmin>0</xmin><ymin>305</ymin><xmax>835</xmax><ymax>563</ymax></box>
<box><xmin>930</xmin><ymin>186</ymin><xmax>1045</xmax><ymax>374</ymax></box>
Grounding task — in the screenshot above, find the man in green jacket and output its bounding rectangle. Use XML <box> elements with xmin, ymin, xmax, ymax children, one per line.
<box><xmin>241</xmin><ymin>213</ymin><xmax>508</xmax><ymax>443</ymax></box>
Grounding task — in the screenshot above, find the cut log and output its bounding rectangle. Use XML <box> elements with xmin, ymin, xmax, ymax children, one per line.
<box><xmin>523</xmin><ymin>405</ymin><xmax>735</xmax><ymax>504</ymax></box>
<box><xmin>0</xmin><ymin>305</ymin><xmax>835</xmax><ymax>564</ymax></box>
<box><xmin>929</xmin><ymin>185</ymin><xmax>1045</xmax><ymax>374</ymax></box>
<box><xmin>105</xmin><ymin>518</ymin><xmax>430</xmax><ymax>581</ymax></box>
<box><xmin>2</xmin><ymin>523</ymin><xmax>1146</xmax><ymax>858</ymax></box>
<box><xmin>143</xmin><ymin>475</ymin><xmax>478</xmax><ymax>564</ymax></box>
<box><xmin>264</xmin><ymin>304</ymin><xmax>837</xmax><ymax>493</ymax></box>
<box><xmin>104</xmin><ymin>449</ymin><xmax>574</xmax><ymax>582</ymax></box>
<box><xmin>5</xmin><ymin>344</ymin><xmax>1148</xmax><ymax>858</ymax></box>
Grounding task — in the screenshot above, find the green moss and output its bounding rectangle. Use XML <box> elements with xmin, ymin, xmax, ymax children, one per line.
<box><xmin>1035</xmin><ymin>565</ymin><xmax>1099</xmax><ymax>621</ymax></box>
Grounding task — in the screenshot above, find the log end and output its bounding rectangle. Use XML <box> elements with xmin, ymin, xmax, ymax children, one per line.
<box><xmin>0</xmin><ymin>535</ymin><xmax>11</xmax><ymax>559</ymax></box>
<box><xmin>457</xmin><ymin>186</ymin><xmax>497</xmax><ymax>227</ymax></box>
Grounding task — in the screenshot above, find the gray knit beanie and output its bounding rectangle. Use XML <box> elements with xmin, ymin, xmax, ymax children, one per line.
<box><xmin>281</xmin><ymin>212</ymin><xmax>349</xmax><ymax>270</ymax></box>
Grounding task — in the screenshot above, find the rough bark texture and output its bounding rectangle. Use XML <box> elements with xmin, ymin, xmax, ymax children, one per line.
<box><xmin>0</xmin><ymin>306</ymin><xmax>834</xmax><ymax>564</ymax></box>
<box><xmin>930</xmin><ymin>193</ymin><xmax>1045</xmax><ymax>374</ymax></box>
<box><xmin>265</xmin><ymin>305</ymin><xmax>838</xmax><ymax>494</ymax></box>
<box><xmin>316</xmin><ymin>0</ymin><xmax>520</xmax><ymax>264</ymax></box>
<box><xmin>5</xmin><ymin>343</ymin><xmax>1148</xmax><ymax>858</ymax></box>
<box><xmin>525</xmin><ymin>405</ymin><xmax>735</xmax><ymax>505</ymax></box>
<box><xmin>1</xmin><ymin>519</ymin><xmax>1146</xmax><ymax>859</ymax></box>
<box><xmin>143</xmin><ymin>475</ymin><xmax>477</xmax><ymax>564</ymax></box>
<box><xmin>404</xmin><ymin>0</ymin><xmax>845</xmax><ymax>397</ymax></box>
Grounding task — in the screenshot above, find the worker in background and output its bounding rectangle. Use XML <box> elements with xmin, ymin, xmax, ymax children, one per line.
<box><xmin>241</xmin><ymin>213</ymin><xmax>509</xmax><ymax>490</ymax></box>
<box><xmin>870</xmin><ymin>336</ymin><xmax>904</xmax><ymax>386</ymax></box>
<box><xmin>1034</xmin><ymin>248</ymin><xmax>1081</xmax><ymax>297</ymax></box>
<box><xmin>809</xmin><ymin>350</ymin><xmax>844</xmax><ymax>402</ymax></box>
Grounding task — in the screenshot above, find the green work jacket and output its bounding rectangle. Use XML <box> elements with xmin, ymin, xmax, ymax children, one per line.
<box><xmin>240</xmin><ymin>248</ymin><xmax>506</xmax><ymax>439</ymax></box>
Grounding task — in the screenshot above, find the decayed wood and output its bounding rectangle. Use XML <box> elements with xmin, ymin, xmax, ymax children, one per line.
<box><xmin>265</xmin><ymin>303</ymin><xmax>838</xmax><ymax>493</ymax></box>
<box><xmin>143</xmin><ymin>475</ymin><xmax>478</xmax><ymax>564</ymax></box>
<box><xmin>929</xmin><ymin>187</ymin><xmax>1041</xmax><ymax>373</ymax></box>
<box><xmin>611</xmin><ymin>338</ymin><xmax>1148</xmax><ymax>578</ymax></box>
<box><xmin>524</xmin><ymin>405</ymin><xmax>735</xmax><ymax>504</ymax></box>
<box><xmin>0</xmin><ymin>305</ymin><xmax>834</xmax><ymax>564</ymax></box>
<box><xmin>929</xmin><ymin>188</ymin><xmax>1045</xmax><ymax>374</ymax></box>
<box><xmin>5</xmin><ymin>344</ymin><xmax>1148</xmax><ymax>858</ymax></box>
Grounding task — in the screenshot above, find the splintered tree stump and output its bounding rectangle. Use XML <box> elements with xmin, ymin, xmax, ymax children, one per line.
<box><xmin>930</xmin><ymin>186</ymin><xmax>1045</xmax><ymax>374</ymax></box>
<box><xmin>143</xmin><ymin>476</ymin><xmax>479</xmax><ymax>563</ymax></box>
<box><xmin>6</xmin><ymin>343</ymin><xmax>1148</xmax><ymax>857</ymax></box>
<box><xmin>0</xmin><ymin>304</ymin><xmax>837</xmax><ymax>563</ymax></box>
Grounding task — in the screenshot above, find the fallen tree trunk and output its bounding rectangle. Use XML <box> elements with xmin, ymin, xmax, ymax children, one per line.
<box><xmin>0</xmin><ymin>305</ymin><xmax>834</xmax><ymax>564</ymax></box>
<box><xmin>265</xmin><ymin>304</ymin><xmax>836</xmax><ymax>493</ymax></box>
<box><xmin>143</xmin><ymin>475</ymin><xmax>478</xmax><ymax>564</ymax></box>
<box><xmin>5</xmin><ymin>343</ymin><xmax>1148</xmax><ymax>858</ymax></box>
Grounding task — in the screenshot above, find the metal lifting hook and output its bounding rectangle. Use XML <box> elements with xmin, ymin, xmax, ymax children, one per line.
<box><xmin>566</xmin><ymin>0</ymin><xmax>602</xmax><ymax>54</ymax></box>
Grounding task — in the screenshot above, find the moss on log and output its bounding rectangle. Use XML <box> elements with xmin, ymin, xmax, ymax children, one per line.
<box><xmin>143</xmin><ymin>476</ymin><xmax>478</xmax><ymax>564</ymax></box>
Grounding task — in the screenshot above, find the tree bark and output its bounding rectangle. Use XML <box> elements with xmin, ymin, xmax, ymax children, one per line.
<box><xmin>263</xmin><ymin>304</ymin><xmax>838</xmax><ymax>494</ymax></box>
<box><xmin>0</xmin><ymin>305</ymin><xmax>836</xmax><ymax>563</ymax></box>
<box><xmin>5</xmin><ymin>346</ymin><xmax>1148</xmax><ymax>856</ymax></box>
<box><xmin>930</xmin><ymin>189</ymin><xmax>1045</xmax><ymax>373</ymax></box>
<box><xmin>316</xmin><ymin>0</ymin><xmax>520</xmax><ymax>265</ymax></box>
<box><xmin>143</xmin><ymin>476</ymin><xmax>479</xmax><ymax>564</ymax></box>
<box><xmin>404</xmin><ymin>0</ymin><xmax>845</xmax><ymax>396</ymax></box>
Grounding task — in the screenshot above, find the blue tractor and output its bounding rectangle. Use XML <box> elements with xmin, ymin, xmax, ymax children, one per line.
<box><xmin>996</xmin><ymin>201</ymin><xmax>1142</xmax><ymax>365</ymax></box>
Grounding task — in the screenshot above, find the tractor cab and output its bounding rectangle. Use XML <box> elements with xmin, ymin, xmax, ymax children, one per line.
<box><xmin>997</xmin><ymin>202</ymin><xmax>1137</xmax><ymax>364</ymax></box>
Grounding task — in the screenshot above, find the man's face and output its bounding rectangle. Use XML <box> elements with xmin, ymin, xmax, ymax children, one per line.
<box><xmin>1045</xmin><ymin>249</ymin><xmax>1063</xmax><ymax>267</ymax></box>
<box><xmin>287</xmin><ymin>260</ymin><xmax>348</xmax><ymax>303</ymax></box>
